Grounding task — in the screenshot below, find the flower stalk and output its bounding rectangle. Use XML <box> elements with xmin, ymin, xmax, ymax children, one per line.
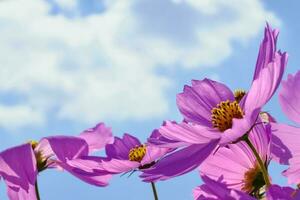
<box><xmin>151</xmin><ymin>182</ymin><xmax>159</xmax><ymax>200</ymax></box>
<box><xmin>244</xmin><ymin>136</ymin><xmax>270</xmax><ymax>188</ymax></box>
<box><xmin>35</xmin><ymin>179</ymin><xmax>41</xmax><ymax>200</ymax></box>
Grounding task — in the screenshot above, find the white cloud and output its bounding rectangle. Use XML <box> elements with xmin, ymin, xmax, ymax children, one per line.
<box><xmin>0</xmin><ymin>105</ymin><xmax>44</xmax><ymax>130</ymax></box>
<box><xmin>53</xmin><ymin>0</ymin><xmax>78</xmax><ymax>10</ymax></box>
<box><xmin>0</xmin><ymin>0</ymin><xmax>279</xmax><ymax>130</ymax></box>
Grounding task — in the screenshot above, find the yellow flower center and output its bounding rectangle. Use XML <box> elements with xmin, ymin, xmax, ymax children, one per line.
<box><xmin>211</xmin><ymin>100</ymin><xmax>243</xmax><ymax>132</ymax></box>
<box><xmin>29</xmin><ymin>140</ymin><xmax>47</xmax><ymax>172</ymax></box>
<box><xmin>234</xmin><ymin>89</ymin><xmax>246</xmax><ymax>103</ymax></box>
<box><xmin>30</xmin><ymin>140</ymin><xmax>38</xmax><ymax>149</ymax></box>
<box><xmin>242</xmin><ymin>163</ymin><xmax>266</xmax><ymax>195</ymax></box>
<box><xmin>128</xmin><ymin>144</ymin><xmax>146</xmax><ymax>162</ymax></box>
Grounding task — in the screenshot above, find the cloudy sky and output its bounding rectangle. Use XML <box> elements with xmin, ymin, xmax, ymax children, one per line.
<box><xmin>0</xmin><ymin>0</ymin><xmax>299</xmax><ymax>199</ymax></box>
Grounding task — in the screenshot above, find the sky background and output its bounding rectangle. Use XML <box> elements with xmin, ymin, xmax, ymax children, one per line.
<box><xmin>0</xmin><ymin>0</ymin><xmax>299</xmax><ymax>199</ymax></box>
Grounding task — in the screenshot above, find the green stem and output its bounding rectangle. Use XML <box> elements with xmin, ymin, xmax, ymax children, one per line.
<box><xmin>35</xmin><ymin>179</ymin><xmax>41</xmax><ymax>200</ymax></box>
<box><xmin>151</xmin><ymin>182</ymin><xmax>159</xmax><ymax>200</ymax></box>
<box><xmin>244</xmin><ymin>136</ymin><xmax>270</xmax><ymax>188</ymax></box>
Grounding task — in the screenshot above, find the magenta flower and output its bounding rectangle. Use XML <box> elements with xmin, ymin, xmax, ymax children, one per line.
<box><xmin>34</xmin><ymin>123</ymin><xmax>114</xmax><ymax>186</ymax></box>
<box><xmin>175</xmin><ymin>26</ymin><xmax>286</xmax><ymax>145</ymax></box>
<box><xmin>0</xmin><ymin>123</ymin><xmax>113</xmax><ymax>200</ymax></box>
<box><xmin>193</xmin><ymin>176</ymin><xmax>255</xmax><ymax>200</ymax></box>
<box><xmin>0</xmin><ymin>143</ymin><xmax>38</xmax><ymax>200</ymax></box>
<box><xmin>199</xmin><ymin>124</ymin><xmax>271</xmax><ymax>196</ymax></box>
<box><xmin>141</xmin><ymin>24</ymin><xmax>287</xmax><ymax>182</ymax></box>
<box><xmin>271</xmin><ymin>70</ymin><xmax>300</xmax><ymax>184</ymax></box>
<box><xmin>101</xmin><ymin>131</ymin><xmax>170</xmax><ymax>175</ymax></box>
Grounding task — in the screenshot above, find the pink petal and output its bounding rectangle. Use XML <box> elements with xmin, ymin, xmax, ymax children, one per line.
<box><xmin>141</xmin><ymin>140</ymin><xmax>219</xmax><ymax>182</ymax></box>
<box><xmin>279</xmin><ymin>70</ymin><xmax>300</xmax><ymax>124</ymax></box>
<box><xmin>0</xmin><ymin>143</ymin><xmax>37</xmax><ymax>200</ymax></box>
<box><xmin>245</xmin><ymin>52</ymin><xmax>287</xmax><ymax>114</ymax></box>
<box><xmin>58</xmin><ymin>159</ymin><xmax>112</xmax><ymax>187</ymax></box>
<box><xmin>140</xmin><ymin>145</ymin><xmax>170</xmax><ymax>166</ymax></box>
<box><xmin>102</xmin><ymin>159</ymin><xmax>140</xmax><ymax>174</ymax></box>
<box><xmin>271</xmin><ymin>123</ymin><xmax>299</xmax><ymax>164</ymax></box>
<box><xmin>79</xmin><ymin>123</ymin><xmax>114</xmax><ymax>153</ymax></box>
<box><xmin>177</xmin><ymin>79</ymin><xmax>234</xmax><ymax>126</ymax></box>
<box><xmin>159</xmin><ymin>121</ymin><xmax>220</xmax><ymax>144</ymax></box>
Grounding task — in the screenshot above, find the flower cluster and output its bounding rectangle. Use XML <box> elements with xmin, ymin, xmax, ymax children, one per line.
<box><xmin>1</xmin><ymin>24</ymin><xmax>299</xmax><ymax>200</ymax></box>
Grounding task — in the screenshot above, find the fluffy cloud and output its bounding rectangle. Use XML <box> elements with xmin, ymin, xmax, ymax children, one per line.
<box><xmin>53</xmin><ymin>0</ymin><xmax>77</xmax><ymax>9</ymax></box>
<box><xmin>0</xmin><ymin>0</ymin><xmax>279</xmax><ymax>130</ymax></box>
<box><xmin>0</xmin><ymin>105</ymin><xmax>44</xmax><ymax>130</ymax></box>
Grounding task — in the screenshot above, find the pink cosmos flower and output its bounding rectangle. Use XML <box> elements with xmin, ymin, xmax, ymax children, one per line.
<box><xmin>0</xmin><ymin>123</ymin><xmax>113</xmax><ymax>200</ymax></box>
<box><xmin>141</xmin><ymin>24</ymin><xmax>287</xmax><ymax>182</ymax></box>
<box><xmin>271</xmin><ymin>70</ymin><xmax>300</xmax><ymax>184</ymax></box>
<box><xmin>101</xmin><ymin>130</ymin><xmax>170</xmax><ymax>176</ymax></box>
<box><xmin>199</xmin><ymin>124</ymin><xmax>271</xmax><ymax>197</ymax></box>
<box><xmin>34</xmin><ymin>123</ymin><xmax>113</xmax><ymax>186</ymax></box>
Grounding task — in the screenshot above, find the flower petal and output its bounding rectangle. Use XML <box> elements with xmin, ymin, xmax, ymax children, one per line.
<box><xmin>140</xmin><ymin>140</ymin><xmax>219</xmax><ymax>182</ymax></box>
<box><xmin>159</xmin><ymin>120</ymin><xmax>220</xmax><ymax>144</ymax></box>
<box><xmin>7</xmin><ymin>183</ymin><xmax>37</xmax><ymax>200</ymax></box>
<box><xmin>194</xmin><ymin>176</ymin><xmax>255</xmax><ymax>200</ymax></box>
<box><xmin>200</xmin><ymin>123</ymin><xmax>271</xmax><ymax>191</ymax></box>
<box><xmin>253</xmin><ymin>24</ymin><xmax>279</xmax><ymax>80</ymax></box>
<box><xmin>38</xmin><ymin>136</ymin><xmax>112</xmax><ymax>187</ymax></box>
<box><xmin>105</xmin><ymin>134</ymin><xmax>141</xmax><ymax>160</ymax></box>
<box><xmin>38</xmin><ymin>136</ymin><xmax>89</xmax><ymax>162</ymax></box>
<box><xmin>0</xmin><ymin>143</ymin><xmax>37</xmax><ymax>200</ymax></box>
<box><xmin>79</xmin><ymin>123</ymin><xmax>114</xmax><ymax>153</ymax></box>
<box><xmin>283</xmin><ymin>154</ymin><xmax>300</xmax><ymax>185</ymax></box>
<box><xmin>177</xmin><ymin>78</ymin><xmax>234</xmax><ymax>126</ymax></box>
<box><xmin>266</xmin><ymin>184</ymin><xmax>297</xmax><ymax>200</ymax></box>
<box><xmin>147</xmin><ymin>128</ymin><xmax>188</xmax><ymax>148</ymax></box>
<box><xmin>271</xmin><ymin>123</ymin><xmax>298</xmax><ymax>165</ymax></box>
<box><xmin>279</xmin><ymin>70</ymin><xmax>300</xmax><ymax>124</ymax></box>
<box><xmin>271</xmin><ymin>123</ymin><xmax>300</xmax><ymax>184</ymax></box>
<box><xmin>140</xmin><ymin>145</ymin><xmax>170</xmax><ymax>166</ymax></box>
<box><xmin>101</xmin><ymin>159</ymin><xmax>140</xmax><ymax>174</ymax></box>
<box><xmin>200</xmin><ymin>144</ymin><xmax>251</xmax><ymax>190</ymax></box>
<box><xmin>57</xmin><ymin>157</ymin><xmax>112</xmax><ymax>187</ymax></box>
<box><xmin>245</xmin><ymin>52</ymin><xmax>287</xmax><ymax>114</ymax></box>
<box><xmin>35</xmin><ymin>138</ymin><xmax>54</xmax><ymax>159</ymax></box>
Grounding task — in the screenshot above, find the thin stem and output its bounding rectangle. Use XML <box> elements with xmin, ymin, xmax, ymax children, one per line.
<box><xmin>35</xmin><ymin>179</ymin><xmax>41</xmax><ymax>200</ymax></box>
<box><xmin>151</xmin><ymin>182</ymin><xmax>159</xmax><ymax>200</ymax></box>
<box><xmin>244</xmin><ymin>136</ymin><xmax>270</xmax><ymax>188</ymax></box>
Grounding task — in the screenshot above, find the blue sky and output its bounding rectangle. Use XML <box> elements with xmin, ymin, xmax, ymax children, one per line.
<box><xmin>0</xmin><ymin>0</ymin><xmax>299</xmax><ymax>199</ymax></box>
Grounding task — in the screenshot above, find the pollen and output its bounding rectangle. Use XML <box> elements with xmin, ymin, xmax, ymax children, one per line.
<box><xmin>30</xmin><ymin>140</ymin><xmax>39</xmax><ymax>149</ymax></box>
<box><xmin>29</xmin><ymin>140</ymin><xmax>47</xmax><ymax>172</ymax></box>
<box><xmin>234</xmin><ymin>89</ymin><xmax>246</xmax><ymax>103</ymax></box>
<box><xmin>242</xmin><ymin>163</ymin><xmax>266</xmax><ymax>195</ymax></box>
<box><xmin>129</xmin><ymin>144</ymin><xmax>146</xmax><ymax>162</ymax></box>
<box><xmin>211</xmin><ymin>100</ymin><xmax>243</xmax><ymax>132</ymax></box>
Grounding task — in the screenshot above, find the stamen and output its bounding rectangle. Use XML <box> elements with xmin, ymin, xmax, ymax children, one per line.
<box><xmin>234</xmin><ymin>89</ymin><xmax>246</xmax><ymax>103</ymax></box>
<box><xmin>242</xmin><ymin>163</ymin><xmax>266</xmax><ymax>195</ymax></box>
<box><xmin>211</xmin><ymin>100</ymin><xmax>243</xmax><ymax>132</ymax></box>
<box><xmin>29</xmin><ymin>140</ymin><xmax>48</xmax><ymax>172</ymax></box>
<box><xmin>129</xmin><ymin>144</ymin><xmax>146</xmax><ymax>162</ymax></box>
<box><xmin>30</xmin><ymin>140</ymin><xmax>38</xmax><ymax>149</ymax></box>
